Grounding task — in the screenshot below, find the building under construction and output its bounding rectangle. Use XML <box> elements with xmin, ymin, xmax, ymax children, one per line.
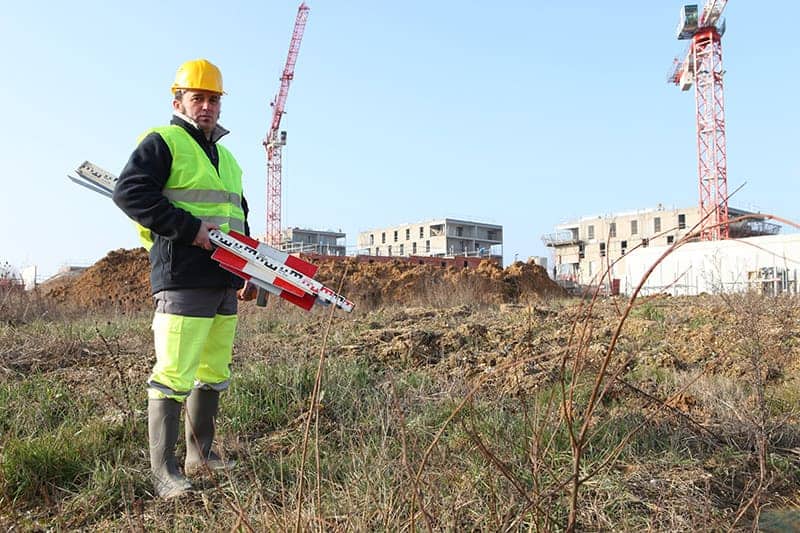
<box><xmin>543</xmin><ymin>204</ymin><xmax>781</xmax><ymax>293</ymax></box>
<box><xmin>279</xmin><ymin>227</ymin><xmax>347</xmax><ymax>256</ymax></box>
<box><xmin>358</xmin><ymin>218</ymin><xmax>503</xmax><ymax>261</ymax></box>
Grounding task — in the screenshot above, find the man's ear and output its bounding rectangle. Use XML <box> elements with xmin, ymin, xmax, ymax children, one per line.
<box><xmin>172</xmin><ymin>98</ymin><xmax>182</xmax><ymax>111</ymax></box>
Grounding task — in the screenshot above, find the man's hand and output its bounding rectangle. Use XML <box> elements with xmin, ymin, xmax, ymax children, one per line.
<box><xmin>237</xmin><ymin>281</ymin><xmax>258</xmax><ymax>302</ymax></box>
<box><xmin>192</xmin><ymin>221</ymin><xmax>219</xmax><ymax>250</ymax></box>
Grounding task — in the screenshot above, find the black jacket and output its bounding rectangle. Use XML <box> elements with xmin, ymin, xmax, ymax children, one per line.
<box><xmin>113</xmin><ymin>115</ymin><xmax>249</xmax><ymax>293</ymax></box>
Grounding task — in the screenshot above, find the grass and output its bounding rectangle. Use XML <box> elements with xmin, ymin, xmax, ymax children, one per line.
<box><xmin>2</xmin><ymin>431</ymin><xmax>88</xmax><ymax>502</ymax></box>
<box><xmin>631</xmin><ymin>300</ymin><xmax>666</xmax><ymax>324</ymax></box>
<box><xmin>1</xmin><ymin>292</ymin><xmax>799</xmax><ymax>531</ymax></box>
<box><xmin>0</xmin><ymin>379</ymin><xmax>91</xmax><ymax>439</ymax></box>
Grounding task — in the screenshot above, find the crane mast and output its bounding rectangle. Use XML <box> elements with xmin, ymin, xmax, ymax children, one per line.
<box><xmin>264</xmin><ymin>2</ymin><xmax>310</xmax><ymax>247</ymax></box>
<box><xmin>668</xmin><ymin>0</ymin><xmax>729</xmax><ymax>241</ymax></box>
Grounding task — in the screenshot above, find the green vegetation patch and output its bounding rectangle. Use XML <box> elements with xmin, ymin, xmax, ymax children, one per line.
<box><xmin>0</xmin><ymin>378</ymin><xmax>96</xmax><ymax>439</ymax></box>
<box><xmin>2</xmin><ymin>430</ymin><xmax>90</xmax><ymax>503</ymax></box>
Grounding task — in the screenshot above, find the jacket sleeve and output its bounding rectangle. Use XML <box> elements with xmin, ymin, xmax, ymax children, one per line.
<box><xmin>241</xmin><ymin>195</ymin><xmax>251</xmax><ymax>236</ymax></box>
<box><xmin>112</xmin><ymin>132</ymin><xmax>201</xmax><ymax>244</ymax></box>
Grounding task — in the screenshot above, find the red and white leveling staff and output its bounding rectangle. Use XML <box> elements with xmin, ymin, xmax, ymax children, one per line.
<box><xmin>68</xmin><ymin>161</ymin><xmax>354</xmax><ymax>313</ymax></box>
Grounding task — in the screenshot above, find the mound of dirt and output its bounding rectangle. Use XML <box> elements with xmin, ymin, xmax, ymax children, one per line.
<box><xmin>40</xmin><ymin>248</ymin><xmax>564</xmax><ymax>311</ymax></box>
<box><xmin>42</xmin><ymin>248</ymin><xmax>151</xmax><ymax>310</ymax></box>
<box><xmin>314</xmin><ymin>258</ymin><xmax>564</xmax><ymax>308</ymax></box>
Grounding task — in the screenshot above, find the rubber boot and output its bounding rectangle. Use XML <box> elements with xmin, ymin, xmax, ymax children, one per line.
<box><xmin>148</xmin><ymin>398</ymin><xmax>192</xmax><ymax>499</ymax></box>
<box><xmin>184</xmin><ymin>388</ymin><xmax>236</xmax><ymax>476</ymax></box>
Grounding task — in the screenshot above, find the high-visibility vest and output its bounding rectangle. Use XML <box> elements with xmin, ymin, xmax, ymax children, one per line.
<box><xmin>136</xmin><ymin>125</ymin><xmax>245</xmax><ymax>250</ymax></box>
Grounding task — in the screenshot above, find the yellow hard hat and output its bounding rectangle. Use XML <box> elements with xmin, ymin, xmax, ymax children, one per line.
<box><xmin>171</xmin><ymin>59</ymin><xmax>224</xmax><ymax>95</ymax></box>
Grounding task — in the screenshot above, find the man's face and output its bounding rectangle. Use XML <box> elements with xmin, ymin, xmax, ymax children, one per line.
<box><xmin>173</xmin><ymin>90</ymin><xmax>221</xmax><ymax>135</ymax></box>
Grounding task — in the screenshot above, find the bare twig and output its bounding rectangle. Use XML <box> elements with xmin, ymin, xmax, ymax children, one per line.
<box><xmin>389</xmin><ymin>379</ymin><xmax>435</xmax><ymax>533</ymax></box>
<box><xmin>294</xmin><ymin>262</ymin><xmax>350</xmax><ymax>533</ymax></box>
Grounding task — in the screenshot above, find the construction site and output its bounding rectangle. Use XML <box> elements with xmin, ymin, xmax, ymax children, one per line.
<box><xmin>2</xmin><ymin>1</ymin><xmax>800</xmax><ymax>531</ymax></box>
<box><xmin>539</xmin><ymin>2</ymin><xmax>798</xmax><ymax>299</ymax></box>
<box><xmin>9</xmin><ymin>1</ymin><xmax>794</xmax><ymax>301</ymax></box>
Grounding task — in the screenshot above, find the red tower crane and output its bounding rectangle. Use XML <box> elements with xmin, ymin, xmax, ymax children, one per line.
<box><xmin>264</xmin><ymin>2</ymin><xmax>310</xmax><ymax>246</ymax></box>
<box><xmin>668</xmin><ymin>0</ymin><xmax>730</xmax><ymax>240</ymax></box>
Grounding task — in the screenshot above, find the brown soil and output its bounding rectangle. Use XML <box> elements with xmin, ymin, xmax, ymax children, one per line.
<box><xmin>42</xmin><ymin>248</ymin><xmax>151</xmax><ymax>310</ymax></box>
<box><xmin>41</xmin><ymin>246</ymin><xmax>799</xmax><ymax>389</ymax></box>
<box><xmin>40</xmin><ymin>248</ymin><xmax>563</xmax><ymax>311</ymax></box>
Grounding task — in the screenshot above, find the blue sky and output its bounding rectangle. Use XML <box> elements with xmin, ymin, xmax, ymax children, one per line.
<box><xmin>1</xmin><ymin>1</ymin><xmax>798</xmax><ymax>278</ymax></box>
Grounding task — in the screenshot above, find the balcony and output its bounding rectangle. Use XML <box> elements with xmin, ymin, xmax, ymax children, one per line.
<box><xmin>728</xmin><ymin>219</ymin><xmax>781</xmax><ymax>239</ymax></box>
<box><xmin>542</xmin><ymin>230</ymin><xmax>581</xmax><ymax>247</ymax></box>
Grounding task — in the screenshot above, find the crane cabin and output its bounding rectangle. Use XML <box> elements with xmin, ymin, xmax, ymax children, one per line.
<box><xmin>676</xmin><ymin>5</ymin><xmax>699</xmax><ymax>39</ymax></box>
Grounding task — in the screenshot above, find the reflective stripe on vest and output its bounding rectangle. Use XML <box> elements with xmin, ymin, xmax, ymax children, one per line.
<box><xmin>163</xmin><ymin>189</ymin><xmax>242</xmax><ymax>206</ymax></box>
<box><xmin>135</xmin><ymin>125</ymin><xmax>245</xmax><ymax>249</ymax></box>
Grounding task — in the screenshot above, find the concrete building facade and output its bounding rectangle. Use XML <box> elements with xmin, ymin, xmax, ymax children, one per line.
<box><xmin>543</xmin><ymin>204</ymin><xmax>779</xmax><ymax>289</ymax></box>
<box><xmin>357</xmin><ymin>218</ymin><xmax>503</xmax><ymax>260</ymax></box>
<box><xmin>281</xmin><ymin>227</ymin><xmax>346</xmax><ymax>256</ymax></box>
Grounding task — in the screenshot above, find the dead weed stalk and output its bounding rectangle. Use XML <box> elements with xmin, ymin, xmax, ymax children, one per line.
<box><xmin>408</xmin><ymin>211</ymin><xmax>798</xmax><ymax>530</ymax></box>
<box><xmin>294</xmin><ymin>262</ymin><xmax>350</xmax><ymax>533</ymax></box>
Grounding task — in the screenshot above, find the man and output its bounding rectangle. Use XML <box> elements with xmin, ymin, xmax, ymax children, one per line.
<box><xmin>113</xmin><ymin>58</ymin><xmax>256</xmax><ymax>499</ymax></box>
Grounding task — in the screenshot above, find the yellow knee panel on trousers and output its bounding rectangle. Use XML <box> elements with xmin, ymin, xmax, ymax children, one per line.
<box><xmin>149</xmin><ymin>313</ymin><xmax>215</xmax><ymax>400</ymax></box>
<box><xmin>195</xmin><ymin>314</ymin><xmax>238</xmax><ymax>389</ymax></box>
